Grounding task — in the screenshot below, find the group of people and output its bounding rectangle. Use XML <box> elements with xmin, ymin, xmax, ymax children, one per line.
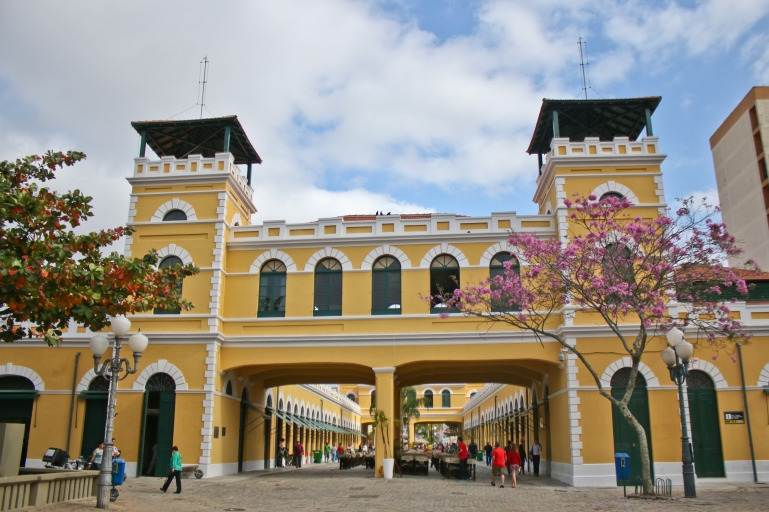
<box><xmin>275</xmin><ymin>438</ymin><xmax>374</xmax><ymax>468</ymax></box>
<box><xmin>486</xmin><ymin>438</ymin><xmax>542</xmax><ymax>489</ymax></box>
<box><xmin>87</xmin><ymin>438</ymin><xmax>184</xmax><ymax>495</ymax></box>
<box><xmin>85</xmin><ymin>437</ymin><xmax>121</xmax><ymax>470</ymax></box>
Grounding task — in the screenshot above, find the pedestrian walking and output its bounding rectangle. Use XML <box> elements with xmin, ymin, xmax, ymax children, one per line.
<box><xmin>484</xmin><ymin>441</ymin><xmax>493</xmax><ymax>466</ymax></box>
<box><xmin>529</xmin><ymin>438</ymin><xmax>542</xmax><ymax>476</ymax></box>
<box><xmin>507</xmin><ymin>445</ymin><xmax>522</xmax><ymax>488</ymax></box>
<box><xmin>490</xmin><ymin>441</ymin><xmax>507</xmax><ymax>488</ymax></box>
<box><xmin>160</xmin><ymin>446</ymin><xmax>183</xmax><ymax>494</ymax></box>
<box><xmin>293</xmin><ymin>440</ymin><xmax>304</xmax><ymax>468</ymax></box>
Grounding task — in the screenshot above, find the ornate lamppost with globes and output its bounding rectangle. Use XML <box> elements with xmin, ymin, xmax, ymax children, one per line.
<box><xmin>661</xmin><ymin>327</ymin><xmax>696</xmax><ymax>498</ymax></box>
<box><xmin>89</xmin><ymin>315</ymin><xmax>148</xmax><ymax>509</ymax></box>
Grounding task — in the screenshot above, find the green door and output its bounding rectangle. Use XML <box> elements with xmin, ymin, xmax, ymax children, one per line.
<box><xmin>139</xmin><ymin>373</ymin><xmax>176</xmax><ymax>477</ymax></box>
<box><xmin>80</xmin><ymin>377</ymin><xmax>109</xmax><ymax>459</ymax></box>
<box><xmin>155</xmin><ymin>390</ymin><xmax>176</xmax><ymax>475</ymax></box>
<box><xmin>687</xmin><ymin>370</ymin><xmax>725</xmax><ymax>477</ymax></box>
<box><xmin>611</xmin><ymin>368</ymin><xmax>653</xmax><ymax>485</ymax></box>
<box><xmin>0</xmin><ymin>376</ymin><xmax>36</xmax><ymax>467</ymax></box>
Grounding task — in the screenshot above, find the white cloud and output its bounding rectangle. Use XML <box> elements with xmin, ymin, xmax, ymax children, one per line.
<box><xmin>0</xmin><ymin>0</ymin><xmax>767</xmax><ymax>238</ymax></box>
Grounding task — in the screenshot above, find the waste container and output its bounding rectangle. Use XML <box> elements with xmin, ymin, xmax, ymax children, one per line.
<box><xmin>112</xmin><ymin>458</ymin><xmax>126</xmax><ymax>485</ymax></box>
<box><xmin>614</xmin><ymin>453</ymin><xmax>630</xmax><ymax>481</ymax></box>
<box><xmin>476</xmin><ymin>452</ymin><xmax>483</xmax><ymax>461</ymax></box>
<box><xmin>313</xmin><ymin>450</ymin><xmax>322</xmax><ymax>463</ymax></box>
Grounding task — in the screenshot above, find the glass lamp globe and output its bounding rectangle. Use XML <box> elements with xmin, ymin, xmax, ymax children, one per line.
<box><xmin>110</xmin><ymin>315</ymin><xmax>131</xmax><ymax>336</ymax></box>
<box><xmin>675</xmin><ymin>340</ymin><xmax>694</xmax><ymax>361</ymax></box>
<box><xmin>665</xmin><ymin>327</ymin><xmax>684</xmax><ymax>348</ymax></box>
<box><xmin>661</xmin><ymin>346</ymin><xmax>677</xmax><ymax>367</ymax></box>
<box><xmin>128</xmin><ymin>329</ymin><xmax>149</xmax><ymax>354</ymax></box>
<box><xmin>89</xmin><ymin>332</ymin><xmax>110</xmax><ymax>356</ymax></box>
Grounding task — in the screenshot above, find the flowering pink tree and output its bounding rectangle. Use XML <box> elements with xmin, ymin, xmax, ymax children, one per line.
<box><xmin>447</xmin><ymin>194</ymin><xmax>752</xmax><ymax>495</ymax></box>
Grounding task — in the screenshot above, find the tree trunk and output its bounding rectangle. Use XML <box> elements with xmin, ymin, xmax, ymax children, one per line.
<box><xmin>617</xmin><ymin>401</ymin><xmax>654</xmax><ymax>495</ymax></box>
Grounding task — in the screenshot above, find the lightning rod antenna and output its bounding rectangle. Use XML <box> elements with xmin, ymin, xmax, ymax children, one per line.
<box><xmin>199</xmin><ymin>56</ymin><xmax>209</xmax><ymax>119</ymax></box>
<box><xmin>578</xmin><ymin>37</ymin><xmax>590</xmax><ymax>99</ymax></box>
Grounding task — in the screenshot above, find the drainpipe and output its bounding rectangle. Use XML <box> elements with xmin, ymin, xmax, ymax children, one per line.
<box><xmin>737</xmin><ymin>343</ymin><xmax>758</xmax><ymax>482</ymax></box>
<box><xmin>66</xmin><ymin>352</ymin><xmax>81</xmax><ymax>456</ymax></box>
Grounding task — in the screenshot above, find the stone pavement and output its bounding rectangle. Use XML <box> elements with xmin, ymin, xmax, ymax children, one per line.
<box><xmin>40</xmin><ymin>461</ymin><xmax>769</xmax><ymax>511</ymax></box>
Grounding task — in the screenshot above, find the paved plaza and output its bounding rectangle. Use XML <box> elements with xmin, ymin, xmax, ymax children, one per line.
<box><xmin>41</xmin><ymin>461</ymin><xmax>769</xmax><ymax>511</ymax></box>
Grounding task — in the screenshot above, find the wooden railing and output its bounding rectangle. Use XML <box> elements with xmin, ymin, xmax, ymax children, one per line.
<box><xmin>0</xmin><ymin>470</ymin><xmax>97</xmax><ymax>511</ymax></box>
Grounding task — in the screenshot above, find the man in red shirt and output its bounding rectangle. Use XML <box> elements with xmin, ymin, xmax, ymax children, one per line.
<box><xmin>490</xmin><ymin>441</ymin><xmax>507</xmax><ymax>488</ymax></box>
<box><xmin>457</xmin><ymin>436</ymin><xmax>469</xmax><ymax>480</ymax></box>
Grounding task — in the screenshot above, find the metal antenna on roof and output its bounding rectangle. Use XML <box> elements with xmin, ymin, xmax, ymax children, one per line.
<box><xmin>198</xmin><ymin>56</ymin><xmax>209</xmax><ymax>119</ymax></box>
<box><xmin>578</xmin><ymin>37</ymin><xmax>590</xmax><ymax>99</ymax></box>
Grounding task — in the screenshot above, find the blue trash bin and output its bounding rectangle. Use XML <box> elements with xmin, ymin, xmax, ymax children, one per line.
<box><xmin>614</xmin><ymin>452</ymin><xmax>630</xmax><ymax>481</ymax></box>
<box><xmin>111</xmin><ymin>458</ymin><xmax>126</xmax><ymax>486</ymax></box>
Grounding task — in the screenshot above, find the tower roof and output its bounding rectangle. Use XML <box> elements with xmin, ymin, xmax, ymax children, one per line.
<box><xmin>526</xmin><ymin>97</ymin><xmax>661</xmax><ymax>155</ymax></box>
<box><xmin>131</xmin><ymin>116</ymin><xmax>262</xmax><ymax>165</ymax></box>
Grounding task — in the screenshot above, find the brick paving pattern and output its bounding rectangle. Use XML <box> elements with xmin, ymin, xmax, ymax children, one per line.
<box><xmin>41</xmin><ymin>461</ymin><xmax>769</xmax><ymax>511</ymax></box>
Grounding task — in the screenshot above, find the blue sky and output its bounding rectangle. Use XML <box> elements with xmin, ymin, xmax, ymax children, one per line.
<box><xmin>1</xmin><ymin>0</ymin><xmax>768</xmax><ymax>233</ymax></box>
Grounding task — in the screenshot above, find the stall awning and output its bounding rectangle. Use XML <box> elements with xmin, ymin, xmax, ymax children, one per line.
<box><xmin>268</xmin><ymin>408</ymin><xmax>291</xmax><ymax>424</ymax></box>
<box><xmin>287</xmin><ymin>414</ymin><xmax>312</xmax><ymax>429</ymax></box>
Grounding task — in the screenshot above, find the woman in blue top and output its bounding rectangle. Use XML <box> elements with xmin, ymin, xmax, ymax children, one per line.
<box><xmin>160</xmin><ymin>446</ymin><xmax>183</xmax><ymax>494</ymax></box>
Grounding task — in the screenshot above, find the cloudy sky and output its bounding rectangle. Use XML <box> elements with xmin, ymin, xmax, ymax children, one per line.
<box><xmin>1</xmin><ymin>0</ymin><xmax>768</xmax><ymax>237</ymax></box>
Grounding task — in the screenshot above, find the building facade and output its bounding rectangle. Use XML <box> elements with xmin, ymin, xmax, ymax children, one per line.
<box><xmin>1</xmin><ymin>98</ymin><xmax>768</xmax><ymax>487</ymax></box>
<box><xmin>710</xmin><ymin>86</ymin><xmax>769</xmax><ymax>269</ymax></box>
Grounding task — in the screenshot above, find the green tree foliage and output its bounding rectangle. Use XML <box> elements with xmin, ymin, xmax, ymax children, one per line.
<box><xmin>0</xmin><ymin>151</ymin><xmax>198</xmax><ymax>345</ymax></box>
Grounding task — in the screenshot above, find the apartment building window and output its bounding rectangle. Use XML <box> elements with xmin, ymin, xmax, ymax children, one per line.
<box><xmin>258</xmin><ymin>259</ymin><xmax>286</xmax><ymax>317</ymax></box>
<box><xmin>372</xmin><ymin>255</ymin><xmax>401</xmax><ymax>315</ymax></box>
<box><xmin>314</xmin><ymin>258</ymin><xmax>342</xmax><ymax>316</ymax></box>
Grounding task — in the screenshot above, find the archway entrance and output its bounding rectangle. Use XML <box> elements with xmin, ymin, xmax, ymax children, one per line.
<box><xmin>139</xmin><ymin>373</ymin><xmax>176</xmax><ymax>477</ymax></box>
<box><xmin>687</xmin><ymin>370</ymin><xmax>725</xmax><ymax>477</ymax></box>
<box><xmin>611</xmin><ymin>368</ymin><xmax>653</xmax><ymax>485</ymax></box>
<box><xmin>0</xmin><ymin>375</ymin><xmax>36</xmax><ymax>467</ymax></box>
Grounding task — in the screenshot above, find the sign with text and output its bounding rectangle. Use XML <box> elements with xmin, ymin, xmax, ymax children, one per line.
<box><xmin>724</xmin><ymin>411</ymin><xmax>745</xmax><ymax>424</ymax></box>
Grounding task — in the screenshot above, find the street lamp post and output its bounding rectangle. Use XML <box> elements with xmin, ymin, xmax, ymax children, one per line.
<box><xmin>89</xmin><ymin>316</ymin><xmax>148</xmax><ymax>509</ymax></box>
<box><xmin>661</xmin><ymin>327</ymin><xmax>696</xmax><ymax>498</ymax></box>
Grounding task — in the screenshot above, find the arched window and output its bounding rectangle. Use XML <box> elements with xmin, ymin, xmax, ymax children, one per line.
<box><xmin>490</xmin><ymin>252</ymin><xmax>520</xmax><ymax>311</ymax></box>
<box><xmin>154</xmin><ymin>256</ymin><xmax>184</xmax><ymax>315</ymax></box>
<box><xmin>225</xmin><ymin>381</ymin><xmax>233</xmax><ymax>396</ymax></box>
<box><xmin>346</xmin><ymin>393</ymin><xmax>357</xmax><ymax>403</ymax></box>
<box><xmin>424</xmin><ymin>390</ymin><xmax>433</xmax><ymax>409</ymax></box>
<box><xmin>441</xmin><ymin>389</ymin><xmax>451</xmax><ymax>408</ymax></box>
<box><xmin>430</xmin><ymin>254</ymin><xmax>459</xmax><ymax>313</ymax></box>
<box><xmin>372</xmin><ymin>256</ymin><xmax>401</xmax><ymax>315</ymax></box>
<box><xmin>258</xmin><ymin>259</ymin><xmax>287</xmax><ymax>317</ymax></box>
<box><xmin>370</xmin><ymin>390</ymin><xmax>376</xmax><ymax>409</ymax></box>
<box><xmin>314</xmin><ymin>258</ymin><xmax>342</xmax><ymax>316</ymax></box>
<box><xmin>600</xmin><ymin>192</ymin><xmax>624</xmax><ymax>202</ymax></box>
<box><xmin>162</xmin><ymin>209</ymin><xmax>187</xmax><ymax>221</ymax></box>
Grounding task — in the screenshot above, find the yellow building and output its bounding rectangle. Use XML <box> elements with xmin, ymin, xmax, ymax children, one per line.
<box><xmin>1</xmin><ymin>98</ymin><xmax>768</xmax><ymax>487</ymax></box>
